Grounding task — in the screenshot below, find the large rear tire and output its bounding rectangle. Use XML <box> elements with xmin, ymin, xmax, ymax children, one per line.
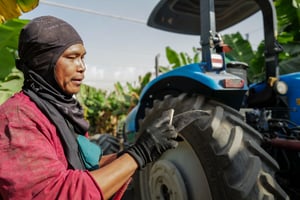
<box><xmin>90</xmin><ymin>133</ymin><xmax>120</xmax><ymax>155</ymax></box>
<box><xmin>131</xmin><ymin>93</ymin><xmax>288</xmax><ymax>200</ymax></box>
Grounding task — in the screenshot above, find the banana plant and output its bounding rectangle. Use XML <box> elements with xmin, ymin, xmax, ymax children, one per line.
<box><xmin>75</xmin><ymin>71</ymin><xmax>153</xmax><ymax>135</ymax></box>
<box><xmin>160</xmin><ymin>46</ymin><xmax>201</xmax><ymax>73</ymax></box>
<box><xmin>0</xmin><ymin>18</ymin><xmax>29</xmax><ymax>104</ymax></box>
<box><xmin>275</xmin><ymin>0</ymin><xmax>300</xmax><ymax>75</ymax></box>
<box><xmin>223</xmin><ymin>0</ymin><xmax>300</xmax><ymax>83</ymax></box>
<box><xmin>0</xmin><ymin>0</ymin><xmax>39</xmax><ymax>23</ymax></box>
<box><xmin>0</xmin><ymin>0</ymin><xmax>39</xmax><ymax>104</ymax></box>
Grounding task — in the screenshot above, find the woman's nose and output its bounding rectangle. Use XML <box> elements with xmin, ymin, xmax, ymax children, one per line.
<box><xmin>77</xmin><ymin>59</ymin><xmax>86</xmax><ymax>72</ymax></box>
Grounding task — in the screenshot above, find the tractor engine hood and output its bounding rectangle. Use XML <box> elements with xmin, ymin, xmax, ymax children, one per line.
<box><xmin>147</xmin><ymin>0</ymin><xmax>259</xmax><ymax>35</ymax></box>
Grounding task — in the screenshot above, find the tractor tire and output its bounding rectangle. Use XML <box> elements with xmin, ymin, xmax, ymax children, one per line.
<box><xmin>90</xmin><ymin>133</ymin><xmax>120</xmax><ymax>155</ymax></box>
<box><xmin>130</xmin><ymin>93</ymin><xmax>289</xmax><ymax>200</ymax></box>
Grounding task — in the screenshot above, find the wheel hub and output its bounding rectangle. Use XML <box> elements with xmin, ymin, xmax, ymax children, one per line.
<box><xmin>149</xmin><ymin>160</ymin><xmax>188</xmax><ymax>200</ymax></box>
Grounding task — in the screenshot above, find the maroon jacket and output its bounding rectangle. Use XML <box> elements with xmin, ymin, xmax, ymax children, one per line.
<box><xmin>0</xmin><ymin>92</ymin><xmax>103</xmax><ymax>199</ymax></box>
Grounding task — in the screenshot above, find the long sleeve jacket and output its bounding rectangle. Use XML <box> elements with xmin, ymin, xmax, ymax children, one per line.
<box><xmin>0</xmin><ymin>92</ymin><xmax>103</xmax><ymax>199</ymax></box>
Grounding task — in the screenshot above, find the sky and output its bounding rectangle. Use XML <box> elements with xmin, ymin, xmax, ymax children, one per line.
<box><xmin>21</xmin><ymin>0</ymin><xmax>264</xmax><ymax>91</ymax></box>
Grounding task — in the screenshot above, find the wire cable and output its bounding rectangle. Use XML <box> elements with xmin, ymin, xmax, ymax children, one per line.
<box><xmin>40</xmin><ymin>0</ymin><xmax>146</xmax><ymax>25</ymax></box>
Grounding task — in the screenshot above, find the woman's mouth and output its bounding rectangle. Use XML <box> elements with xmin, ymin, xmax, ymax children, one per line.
<box><xmin>71</xmin><ymin>78</ymin><xmax>83</xmax><ymax>85</ymax></box>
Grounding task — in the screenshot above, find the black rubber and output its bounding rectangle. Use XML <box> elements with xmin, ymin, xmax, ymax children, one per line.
<box><xmin>90</xmin><ymin>133</ymin><xmax>120</xmax><ymax>155</ymax></box>
<box><xmin>129</xmin><ymin>93</ymin><xmax>289</xmax><ymax>200</ymax></box>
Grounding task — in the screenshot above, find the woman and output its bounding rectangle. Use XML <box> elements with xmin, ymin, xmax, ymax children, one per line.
<box><xmin>0</xmin><ymin>16</ymin><xmax>178</xmax><ymax>200</ymax></box>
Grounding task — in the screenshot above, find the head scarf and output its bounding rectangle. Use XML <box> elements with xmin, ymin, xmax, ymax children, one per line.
<box><xmin>17</xmin><ymin>16</ymin><xmax>89</xmax><ymax>169</ymax></box>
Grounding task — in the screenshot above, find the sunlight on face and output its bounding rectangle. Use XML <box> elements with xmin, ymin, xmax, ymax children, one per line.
<box><xmin>55</xmin><ymin>44</ymin><xmax>86</xmax><ymax>95</ymax></box>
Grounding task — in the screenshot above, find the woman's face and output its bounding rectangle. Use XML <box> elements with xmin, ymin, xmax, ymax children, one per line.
<box><xmin>55</xmin><ymin>44</ymin><xmax>86</xmax><ymax>95</ymax></box>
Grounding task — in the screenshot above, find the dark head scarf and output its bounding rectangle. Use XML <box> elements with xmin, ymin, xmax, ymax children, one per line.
<box><xmin>17</xmin><ymin>15</ymin><xmax>83</xmax><ymax>90</ymax></box>
<box><xmin>16</xmin><ymin>16</ymin><xmax>88</xmax><ymax>169</ymax></box>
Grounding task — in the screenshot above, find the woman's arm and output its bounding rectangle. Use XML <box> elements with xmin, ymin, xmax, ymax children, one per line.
<box><xmin>90</xmin><ymin>153</ymin><xmax>137</xmax><ymax>200</ymax></box>
<box><xmin>99</xmin><ymin>154</ymin><xmax>117</xmax><ymax>167</ymax></box>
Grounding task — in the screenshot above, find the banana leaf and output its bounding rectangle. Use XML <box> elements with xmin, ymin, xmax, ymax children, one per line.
<box><xmin>0</xmin><ymin>0</ymin><xmax>39</xmax><ymax>23</ymax></box>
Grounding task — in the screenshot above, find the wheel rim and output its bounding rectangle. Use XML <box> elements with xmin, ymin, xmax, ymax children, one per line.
<box><xmin>150</xmin><ymin>160</ymin><xmax>188</xmax><ymax>200</ymax></box>
<box><xmin>140</xmin><ymin>136</ymin><xmax>213</xmax><ymax>200</ymax></box>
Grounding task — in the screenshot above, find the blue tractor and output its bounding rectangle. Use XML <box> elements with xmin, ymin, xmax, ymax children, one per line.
<box><xmin>122</xmin><ymin>0</ymin><xmax>300</xmax><ymax>199</ymax></box>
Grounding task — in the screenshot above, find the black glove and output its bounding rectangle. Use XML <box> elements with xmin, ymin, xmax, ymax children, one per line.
<box><xmin>123</xmin><ymin>109</ymin><xmax>178</xmax><ymax>169</ymax></box>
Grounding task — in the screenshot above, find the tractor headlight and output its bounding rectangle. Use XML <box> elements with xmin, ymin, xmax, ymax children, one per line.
<box><xmin>274</xmin><ymin>81</ymin><xmax>288</xmax><ymax>95</ymax></box>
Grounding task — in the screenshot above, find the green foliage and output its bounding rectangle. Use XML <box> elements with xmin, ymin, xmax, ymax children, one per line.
<box><xmin>0</xmin><ymin>18</ymin><xmax>28</xmax><ymax>79</ymax></box>
<box><xmin>0</xmin><ymin>67</ymin><xmax>23</xmax><ymax>104</ymax></box>
<box><xmin>163</xmin><ymin>46</ymin><xmax>200</xmax><ymax>72</ymax></box>
<box><xmin>222</xmin><ymin>32</ymin><xmax>254</xmax><ymax>65</ymax></box>
<box><xmin>165</xmin><ymin>46</ymin><xmax>182</xmax><ymax>68</ymax></box>
<box><xmin>248</xmin><ymin>42</ymin><xmax>266</xmax><ymax>83</ymax></box>
<box><xmin>222</xmin><ymin>0</ymin><xmax>300</xmax><ymax>83</ymax></box>
<box><xmin>223</xmin><ymin>32</ymin><xmax>264</xmax><ymax>83</ymax></box>
<box><xmin>276</xmin><ymin>0</ymin><xmax>300</xmax><ymax>74</ymax></box>
<box><xmin>276</xmin><ymin>0</ymin><xmax>300</xmax><ymax>42</ymax></box>
<box><xmin>0</xmin><ymin>18</ymin><xmax>28</xmax><ymax>104</ymax></box>
<box><xmin>76</xmin><ymin>72</ymin><xmax>152</xmax><ymax>135</ymax></box>
<box><xmin>76</xmin><ymin>84</ymin><xmax>113</xmax><ymax>135</ymax></box>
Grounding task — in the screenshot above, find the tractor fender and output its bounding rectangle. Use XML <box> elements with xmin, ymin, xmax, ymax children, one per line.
<box><xmin>125</xmin><ymin>63</ymin><xmax>247</xmax><ymax>136</ymax></box>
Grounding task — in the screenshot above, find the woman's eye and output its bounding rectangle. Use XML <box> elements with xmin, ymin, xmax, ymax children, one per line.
<box><xmin>65</xmin><ymin>53</ymin><xmax>85</xmax><ymax>61</ymax></box>
<box><xmin>72</xmin><ymin>55</ymin><xmax>79</xmax><ymax>58</ymax></box>
<box><xmin>66</xmin><ymin>55</ymin><xmax>76</xmax><ymax>59</ymax></box>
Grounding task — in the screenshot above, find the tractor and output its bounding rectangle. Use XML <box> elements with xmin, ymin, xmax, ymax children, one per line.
<box><xmin>121</xmin><ymin>0</ymin><xmax>300</xmax><ymax>199</ymax></box>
